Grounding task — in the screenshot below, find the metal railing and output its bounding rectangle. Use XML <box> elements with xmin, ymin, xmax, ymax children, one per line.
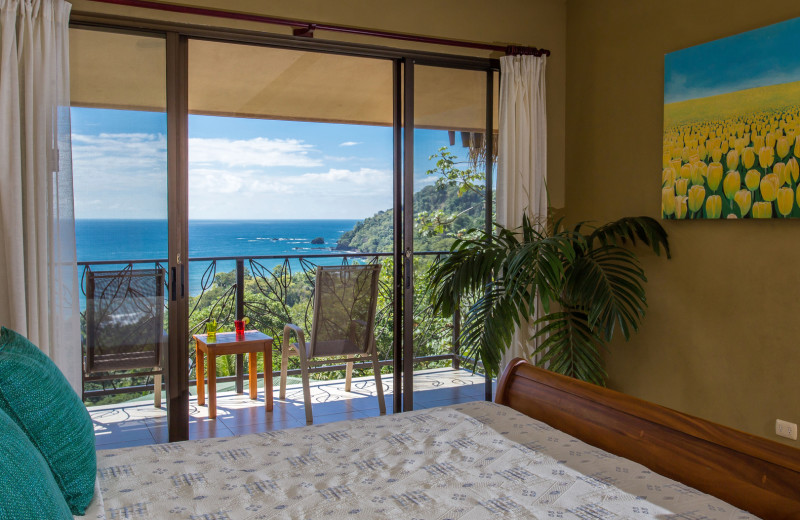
<box><xmin>79</xmin><ymin>251</ymin><xmax>477</xmax><ymax>402</ymax></box>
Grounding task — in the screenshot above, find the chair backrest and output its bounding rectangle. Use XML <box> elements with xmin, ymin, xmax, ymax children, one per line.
<box><xmin>309</xmin><ymin>264</ymin><xmax>382</xmax><ymax>358</ymax></box>
<box><xmin>85</xmin><ymin>268</ymin><xmax>166</xmax><ymax>373</ymax></box>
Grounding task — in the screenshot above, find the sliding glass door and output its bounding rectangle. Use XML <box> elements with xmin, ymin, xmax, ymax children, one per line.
<box><xmin>70</xmin><ymin>17</ymin><xmax>498</xmax><ymax>440</ymax></box>
<box><xmin>70</xmin><ymin>27</ymin><xmax>179</xmax><ymax>445</ymax></box>
<box><xmin>401</xmin><ymin>63</ymin><xmax>495</xmax><ymax>410</ymax></box>
<box><xmin>185</xmin><ymin>39</ymin><xmax>395</xmax><ymax>434</ymax></box>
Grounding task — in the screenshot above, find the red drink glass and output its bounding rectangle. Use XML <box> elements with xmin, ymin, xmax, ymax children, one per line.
<box><xmin>234</xmin><ymin>319</ymin><xmax>245</xmax><ymax>337</ymax></box>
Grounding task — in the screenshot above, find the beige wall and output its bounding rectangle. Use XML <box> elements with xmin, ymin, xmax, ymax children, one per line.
<box><xmin>566</xmin><ymin>0</ymin><xmax>800</xmax><ymax>444</ymax></box>
<box><xmin>70</xmin><ymin>0</ymin><xmax>567</xmax><ymax>206</ymax></box>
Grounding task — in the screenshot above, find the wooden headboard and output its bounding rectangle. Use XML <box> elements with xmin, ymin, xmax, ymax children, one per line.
<box><xmin>495</xmin><ymin>358</ymin><xmax>800</xmax><ymax>519</ymax></box>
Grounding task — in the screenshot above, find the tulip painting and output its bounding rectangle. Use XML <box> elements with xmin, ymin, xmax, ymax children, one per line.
<box><xmin>664</xmin><ymin>15</ymin><xmax>800</xmax><ymax>219</ymax></box>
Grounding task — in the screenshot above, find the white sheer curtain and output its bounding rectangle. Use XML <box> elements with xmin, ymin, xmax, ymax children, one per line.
<box><xmin>496</xmin><ymin>53</ymin><xmax>547</xmax><ymax>371</ymax></box>
<box><xmin>0</xmin><ymin>0</ymin><xmax>80</xmax><ymax>392</ymax></box>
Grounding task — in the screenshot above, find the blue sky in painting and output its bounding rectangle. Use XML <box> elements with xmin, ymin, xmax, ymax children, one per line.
<box><xmin>71</xmin><ymin>108</ymin><xmax>462</xmax><ymax>220</ymax></box>
<box><xmin>664</xmin><ymin>16</ymin><xmax>800</xmax><ymax>104</ymax></box>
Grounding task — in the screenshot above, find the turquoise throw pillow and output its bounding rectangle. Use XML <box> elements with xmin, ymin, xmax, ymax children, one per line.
<box><xmin>0</xmin><ymin>327</ymin><xmax>96</xmax><ymax>515</ymax></box>
<box><xmin>0</xmin><ymin>406</ymin><xmax>73</xmax><ymax>519</ymax></box>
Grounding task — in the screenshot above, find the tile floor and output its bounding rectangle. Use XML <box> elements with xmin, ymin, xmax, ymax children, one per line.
<box><xmin>90</xmin><ymin>368</ymin><xmax>492</xmax><ymax>449</ymax></box>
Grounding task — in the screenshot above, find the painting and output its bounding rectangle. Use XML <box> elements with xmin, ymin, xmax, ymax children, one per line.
<box><xmin>663</xmin><ymin>17</ymin><xmax>800</xmax><ymax>219</ymax></box>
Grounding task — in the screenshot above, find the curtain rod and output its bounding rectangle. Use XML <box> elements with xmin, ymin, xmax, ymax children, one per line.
<box><xmin>85</xmin><ymin>0</ymin><xmax>551</xmax><ymax>57</ymax></box>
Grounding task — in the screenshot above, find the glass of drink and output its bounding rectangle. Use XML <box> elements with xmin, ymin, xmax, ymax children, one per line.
<box><xmin>206</xmin><ymin>320</ymin><xmax>217</xmax><ymax>342</ymax></box>
<box><xmin>234</xmin><ymin>319</ymin><xmax>245</xmax><ymax>338</ymax></box>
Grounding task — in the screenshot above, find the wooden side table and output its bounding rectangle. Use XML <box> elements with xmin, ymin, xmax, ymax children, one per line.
<box><xmin>193</xmin><ymin>331</ymin><xmax>273</xmax><ymax>419</ymax></box>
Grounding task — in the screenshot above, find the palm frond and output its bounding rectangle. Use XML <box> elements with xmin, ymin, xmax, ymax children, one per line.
<box><xmin>458</xmin><ymin>284</ymin><xmax>520</xmax><ymax>376</ymax></box>
<box><xmin>588</xmin><ymin>216</ymin><xmax>671</xmax><ymax>258</ymax></box>
<box><xmin>428</xmin><ymin>231</ymin><xmax>507</xmax><ymax>317</ymax></box>
<box><xmin>532</xmin><ymin>309</ymin><xmax>606</xmax><ymax>386</ymax></box>
<box><xmin>564</xmin><ymin>245</ymin><xmax>646</xmax><ymax>341</ymax></box>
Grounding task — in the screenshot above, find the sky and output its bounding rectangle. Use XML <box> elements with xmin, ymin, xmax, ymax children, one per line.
<box><xmin>664</xmin><ymin>16</ymin><xmax>800</xmax><ymax>104</ymax></box>
<box><xmin>71</xmin><ymin>108</ymin><xmax>466</xmax><ymax>220</ymax></box>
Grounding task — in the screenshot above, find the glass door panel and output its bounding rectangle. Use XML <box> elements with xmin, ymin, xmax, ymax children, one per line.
<box><xmin>409</xmin><ymin>65</ymin><xmax>491</xmax><ymax>408</ymax></box>
<box><xmin>70</xmin><ymin>28</ymin><xmax>172</xmax><ymax>446</ymax></box>
<box><xmin>187</xmin><ymin>40</ymin><xmax>394</xmax><ymax>430</ymax></box>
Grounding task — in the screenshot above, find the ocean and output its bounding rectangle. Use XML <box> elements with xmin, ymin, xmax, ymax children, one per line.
<box><xmin>76</xmin><ymin>219</ymin><xmax>364</xmax><ymax>296</ymax></box>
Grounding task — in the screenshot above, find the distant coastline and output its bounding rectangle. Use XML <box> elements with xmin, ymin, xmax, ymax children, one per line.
<box><xmin>75</xmin><ymin>219</ymin><xmax>363</xmax><ymax>295</ymax></box>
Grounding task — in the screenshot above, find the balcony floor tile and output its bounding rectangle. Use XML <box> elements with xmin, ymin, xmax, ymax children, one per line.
<box><xmin>88</xmin><ymin>367</ymin><xmax>492</xmax><ymax>448</ymax></box>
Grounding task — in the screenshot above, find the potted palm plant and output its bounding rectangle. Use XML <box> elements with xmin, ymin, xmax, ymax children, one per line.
<box><xmin>428</xmin><ymin>215</ymin><xmax>670</xmax><ymax>385</ymax></box>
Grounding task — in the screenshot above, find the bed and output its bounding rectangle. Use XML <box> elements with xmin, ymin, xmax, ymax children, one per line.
<box><xmin>81</xmin><ymin>359</ymin><xmax>800</xmax><ymax>519</ymax></box>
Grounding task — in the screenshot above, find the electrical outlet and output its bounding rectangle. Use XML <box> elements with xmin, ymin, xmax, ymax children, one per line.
<box><xmin>776</xmin><ymin>419</ymin><xmax>798</xmax><ymax>440</ymax></box>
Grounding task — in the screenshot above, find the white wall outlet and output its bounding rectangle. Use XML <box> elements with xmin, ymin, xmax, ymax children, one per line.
<box><xmin>776</xmin><ymin>419</ymin><xmax>798</xmax><ymax>440</ymax></box>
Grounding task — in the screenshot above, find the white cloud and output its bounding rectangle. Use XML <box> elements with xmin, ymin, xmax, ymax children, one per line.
<box><xmin>73</xmin><ymin>131</ymin><xmax>393</xmax><ymax>220</ymax></box>
<box><xmin>72</xmin><ymin>132</ymin><xmax>168</xmax><ymax>219</ymax></box>
<box><xmin>189</xmin><ymin>137</ymin><xmax>321</xmax><ymax>168</ymax></box>
<box><xmin>188</xmin><ymin>167</ymin><xmax>392</xmax><ymax>219</ymax></box>
<box><xmin>339</xmin><ymin>141</ymin><xmax>361</xmax><ymax>147</ymax></box>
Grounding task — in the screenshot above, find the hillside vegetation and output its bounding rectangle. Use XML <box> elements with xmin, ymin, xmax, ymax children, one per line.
<box><xmin>336</xmin><ymin>183</ymin><xmax>486</xmax><ymax>253</ymax></box>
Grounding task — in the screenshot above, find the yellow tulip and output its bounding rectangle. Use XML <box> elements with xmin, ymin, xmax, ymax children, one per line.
<box><xmin>753</xmin><ymin>135</ymin><xmax>765</xmax><ymax>151</ymax></box>
<box><xmin>662</xmin><ymin>167</ymin><xmax>676</xmax><ymax>188</ymax></box>
<box><xmin>758</xmin><ymin>146</ymin><xmax>774</xmax><ymax>169</ymax></box>
<box><xmin>742</xmin><ymin>147</ymin><xmax>755</xmax><ymax>169</ymax></box>
<box><xmin>734</xmin><ymin>138</ymin><xmax>745</xmax><ymax>155</ymax></box>
<box><xmin>690</xmin><ymin>163</ymin><xmax>704</xmax><ymax>186</ymax></box>
<box><xmin>711</xmin><ymin>147</ymin><xmax>722</xmax><ymax>163</ymax></box>
<box><xmin>696</xmin><ymin>161</ymin><xmax>708</xmax><ymax>179</ymax></box>
<box><xmin>681</xmin><ymin>147</ymin><xmax>691</xmax><ymax>163</ymax></box>
<box><xmin>707</xmin><ymin>162</ymin><xmax>723</xmax><ymax>191</ymax></box>
<box><xmin>766</xmin><ymin>132</ymin><xmax>777</xmax><ymax>150</ymax></box>
<box><xmin>662</xmin><ymin>187</ymin><xmax>676</xmax><ymax>216</ymax></box>
<box><xmin>698</xmin><ymin>143</ymin><xmax>707</xmax><ymax>161</ymax></box>
<box><xmin>675</xmin><ymin>177</ymin><xmax>688</xmax><ymax>196</ymax></box>
<box><xmin>726</xmin><ymin>149</ymin><xmax>739</xmax><ymax>170</ymax></box>
<box><xmin>745</xmin><ymin>169</ymin><xmax>760</xmax><ymax>191</ymax></box>
<box><xmin>705</xmin><ymin>195</ymin><xmax>722</xmax><ymax>219</ymax></box>
<box><xmin>675</xmin><ymin>196</ymin><xmax>688</xmax><ymax>219</ymax></box>
<box><xmin>795</xmin><ymin>135</ymin><xmax>800</xmax><ymax>159</ymax></box>
<box><xmin>796</xmin><ymin>184</ymin><xmax>800</xmax><ymax>209</ymax></box>
<box><xmin>680</xmin><ymin>163</ymin><xmax>693</xmax><ymax>182</ymax></box>
<box><xmin>688</xmin><ymin>185</ymin><xmax>705</xmax><ymax>213</ymax></box>
<box><xmin>722</xmin><ymin>171</ymin><xmax>740</xmax><ymax>200</ymax></box>
<box><xmin>774</xmin><ymin>162</ymin><xmax>787</xmax><ymax>187</ymax></box>
<box><xmin>752</xmin><ymin>201</ymin><xmax>772</xmax><ymax>219</ymax></box>
<box><xmin>672</xmin><ymin>159</ymin><xmax>685</xmax><ymax>178</ymax></box>
<box><xmin>787</xmin><ymin>157</ymin><xmax>799</xmax><ymax>183</ymax></box>
<box><xmin>662</xmin><ymin>150</ymin><xmax>671</xmax><ymax>169</ymax></box>
<box><xmin>721</xmin><ymin>141</ymin><xmax>729</xmax><ymax>154</ymax></box>
<box><xmin>777</xmin><ymin>136</ymin><xmax>790</xmax><ymax>159</ymax></box>
<box><xmin>760</xmin><ymin>173</ymin><xmax>779</xmax><ymax>202</ymax></box>
<box><xmin>734</xmin><ymin>189</ymin><xmax>751</xmax><ymax>217</ymax></box>
<box><xmin>778</xmin><ymin>187</ymin><xmax>794</xmax><ymax>216</ymax></box>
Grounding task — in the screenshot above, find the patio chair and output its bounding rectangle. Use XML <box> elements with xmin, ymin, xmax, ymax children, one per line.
<box><xmin>280</xmin><ymin>264</ymin><xmax>386</xmax><ymax>423</ymax></box>
<box><xmin>84</xmin><ymin>268</ymin><xmax>166</xmax><ymax>408</ymax></box>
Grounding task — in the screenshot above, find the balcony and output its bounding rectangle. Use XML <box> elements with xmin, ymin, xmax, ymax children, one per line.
<box><xmin>80</xmin><ymin>252</ymin><xmax>489</xmax><ymax>448</ymax></box>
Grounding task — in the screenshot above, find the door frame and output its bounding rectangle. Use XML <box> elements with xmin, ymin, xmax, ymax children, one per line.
<box><xmin>70</xmin><ymin>12</ymin><xmax>500</xmax><ymax>438</ymax></box>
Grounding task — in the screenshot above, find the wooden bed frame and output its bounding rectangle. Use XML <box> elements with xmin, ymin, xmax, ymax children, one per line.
<box><xmin>495</xmin><ymin>358</ymin><xmax>800</xmax><ymax>519</ymax></box>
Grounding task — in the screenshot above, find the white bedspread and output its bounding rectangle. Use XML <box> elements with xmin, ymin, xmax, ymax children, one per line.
<box><xmin>82</xmin><ymin>401</ymin><xmax>757</xmax><ymax>519</ymax></box>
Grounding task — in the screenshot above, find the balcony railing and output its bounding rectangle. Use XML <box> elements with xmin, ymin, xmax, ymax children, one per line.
<box><xmin>79</xmin><ymin>252</ymin><xmax>481</xmax><ymax>403</ymax></box>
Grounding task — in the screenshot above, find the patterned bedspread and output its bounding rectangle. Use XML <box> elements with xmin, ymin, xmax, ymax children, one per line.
<box><xmin>80</xmin><ymin>401</ymin><xmax>758</xmax><ymax>519</ymax></box>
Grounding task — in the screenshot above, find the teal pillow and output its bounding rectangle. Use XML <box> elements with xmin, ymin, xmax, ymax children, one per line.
<box><xmin>0</xmin><ymin>406</ymin><xmax>73</xmax><ymax>519</ymax></box>
<box><xmin>0</xmin><ymin>327</ymin><xmax>96</xmax><ymax>515</ymax></box>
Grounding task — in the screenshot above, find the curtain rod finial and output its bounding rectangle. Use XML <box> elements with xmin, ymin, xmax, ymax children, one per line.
<box><xmin>505</xmin><ymin>45</ymin><xmax>551</xmax><ymax>57</ymax></box>
<box><xmin>293</xmin><ymin>24</ymin><xmax>316</xmax><ymax>37</ymax></box>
